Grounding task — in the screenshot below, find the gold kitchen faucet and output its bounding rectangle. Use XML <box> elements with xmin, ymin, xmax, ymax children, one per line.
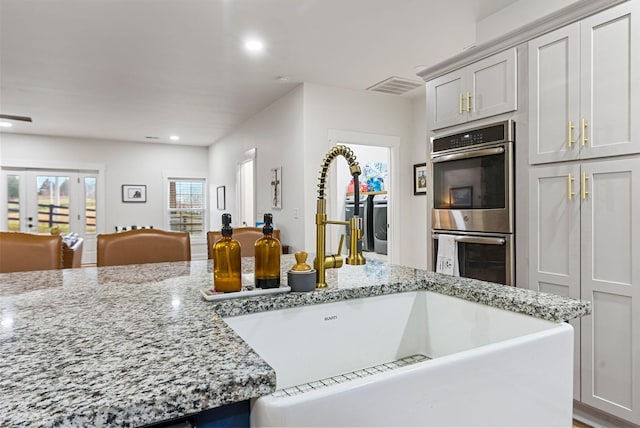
<box><xmin>314</xmin><ymin>145</ymin><xmax>366</xmax><ymax>288</ymax></box>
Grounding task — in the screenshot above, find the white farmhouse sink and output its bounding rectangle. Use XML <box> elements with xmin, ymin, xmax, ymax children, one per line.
<box><xmin>225</xmin><ymin>290</ymin><xmax>573</xmax><ymax>427</ymax></box>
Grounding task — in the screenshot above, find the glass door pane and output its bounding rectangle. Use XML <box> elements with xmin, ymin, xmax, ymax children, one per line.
<box><xmin>34</xmin><ymin>175</ymin><xmax>71</xmax><ymax>234</ymax></box>
<box><xmin>84</xmin><ymin>176</ymin><xmax>97</xmax><ymax>234</ymax></box>
<box><xmin>6</xmin><ymin>174</ymin><xmax>21</xmax><ymax>231</ymax></box>
<box><xmin>433</xmin><ymin>238</ymin><xmax>508</xmax><ymax>285</ymax></box>
<box><xmin>432</xmin><ymin>152</ymin><xmax>506</xmax><ymax>209</ymax></box>
<box><xmin>459</xmin><ymin>242</ymin><xmax>507</xmax><ymax>285</ymax></box>
<box><xmin>80</xmin><ymin>174</ymin><xmax>98</xmax><ymax>265</ymax></box>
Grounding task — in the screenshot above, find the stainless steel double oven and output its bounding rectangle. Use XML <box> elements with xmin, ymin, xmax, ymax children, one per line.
<box><xmin>431</xmin><ymin>120</ymin><xmax>515</xmax><ymax>286</ymax></box>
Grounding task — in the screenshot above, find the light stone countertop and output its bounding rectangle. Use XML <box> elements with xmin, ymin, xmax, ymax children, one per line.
<box><xmin>0</xmin><ymin>256</ymin><xmax>590</xmax><ymax>427</ymax></box>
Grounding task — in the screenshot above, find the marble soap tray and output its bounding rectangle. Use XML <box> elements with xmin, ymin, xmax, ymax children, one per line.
<box><xmin>201</xmin><ymin>286</ymin><xmax>291</xmax><ymax>301</ymax></box>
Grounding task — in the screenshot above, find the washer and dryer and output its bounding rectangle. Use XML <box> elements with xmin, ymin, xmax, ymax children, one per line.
<box><xmin>344</xmin><ymin>195</ymin><xmax>372</xmax><ymax>252</ymax></box>
<box><xmin>372</xmin><ymin>194</ymin><xmax>388</xmax><ymax>255</ymax></box>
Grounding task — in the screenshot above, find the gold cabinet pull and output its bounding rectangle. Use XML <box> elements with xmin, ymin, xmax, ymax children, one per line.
<box><xmin>568</xmin><ymin>173</ymin><xmax>575</xmax><ymax>200</ymax></box>
<box><xmin>581</xmin><ymin>170</ymin><xmax>589</xmax><ymax>200</ymax></box>
<box><xmin>466</xmin><ymin>91</ymin><xmax>472</xmax><ymax>112</ymax></box>
<box><xmin>459</xmin><ymin>93</ymin><xmax>463</xmax><ymax>114</ymax></box>
<box><xmin>568</xmin><ymin>120</ymin><xmax>575</xmax><ymax>147</ymax></box>
<box><xmin>581</xmin><ymin>118</ymin><xmax>588</xmax><ymax>146</ymax></box>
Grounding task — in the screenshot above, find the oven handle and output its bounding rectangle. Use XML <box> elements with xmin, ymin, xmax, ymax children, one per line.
<box><xmin>432</xmin><ymin>234</ymin><xmax>506</xmax><ymax>246</ymax></box>
<box><xmin>431</xmin><ymin>146</ymin><xmax>505</xmax><ymax>163</ymax></box>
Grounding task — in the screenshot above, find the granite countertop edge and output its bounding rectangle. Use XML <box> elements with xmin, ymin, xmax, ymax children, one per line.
<box><xmin>212</xmin><ymin>270</ymin><xmax>591</xmax><ymax>323</ymax></box>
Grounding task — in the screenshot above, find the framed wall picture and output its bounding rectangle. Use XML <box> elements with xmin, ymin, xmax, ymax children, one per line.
<box><xmin>413</xmin><ymin>163</ymin><xmax>427</xmax><ymax>195</ymax></box>
<box><xmin>122</xmin><ymin>185</ymin><xmax>147</xmax><ymax>203</ymax></box>
<box><xmin>271</xmin><ymin>167</ymin><xmax>282</xmax><ymax>209</ymax></box>
<box><xmin>216</xmin><ymin>185</ymin><xmax>226</xmax><ymax>210</ymax></box>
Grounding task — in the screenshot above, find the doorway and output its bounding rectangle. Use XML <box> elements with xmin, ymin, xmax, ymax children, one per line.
<box><xmin>1</xmin><ymin>168</ymin><xmax>99</xmax><ymax>264</ymax></box>
<box><xmin>237</xmin><ymin>148</ymin><xmax>256</xmax><ymax>227</ymax></box>
<box><xmin>329</xmin><ymin>130</ymin><xmax>399</xmax><ymax>263</ymax></box>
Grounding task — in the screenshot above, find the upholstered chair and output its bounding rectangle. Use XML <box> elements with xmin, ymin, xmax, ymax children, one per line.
<box><xmin>0</xmin><ymin>232</ymin><xmax>63</xmax><ymax>273</ymax></box>
<box><xmin>97</xmin><ymin>229</ymin><xmax>190</xmax><ymax>267</ymax></box>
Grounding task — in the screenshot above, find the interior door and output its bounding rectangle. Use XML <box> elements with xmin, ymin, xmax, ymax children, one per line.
<box><xmin>238</xmin><ymin>158</ymin><xmax>255</xmax><ymax>227</ymax></box>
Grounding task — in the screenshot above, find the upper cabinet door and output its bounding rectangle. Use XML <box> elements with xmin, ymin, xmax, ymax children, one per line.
<box><xmin>426</xmin><ymin>48</ymin><xmax>518</xmax><ymax>131</ymax></box>
<box><xmin>580</xmin><ymin>1</ymin><xmax>640</xmax><ymax>160</ymax></box>
<box><xmin>529</xmin><ymin>1</ymin><xmax>639</xmax><ymax>165</ymax></box>
<box><xmin>426</xmin><ymin>68</ymin><xmax>466</xmax><ymax>130</ymax></box>
<box><xmin>469</xmin><ymin>49</ymin><xmax>518</xmax><ymax>122</ymax></box>
<box><xmin>529</xmin><ymin>24</ymin><xmax>581</xmax><ymax>164</ymax></box>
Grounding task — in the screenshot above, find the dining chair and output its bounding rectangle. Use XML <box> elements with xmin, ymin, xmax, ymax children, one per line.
<box><xmin>97</xmin><ymin>229</ymin><xmax>191</xmax><ymax>267</ymax></box>
<box><xmin>207</xmin><ymin>227</ymin><xmax>280</xmax><ymax>258</ymax></box>
<box><xmin>0</xmin><ymin>232</ymin><xmax>63</xmax><ymax>273</ymax></box>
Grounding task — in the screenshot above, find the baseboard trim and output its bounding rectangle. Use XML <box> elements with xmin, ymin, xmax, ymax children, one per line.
<box><xmin>573</xmin><ymin>401</ymin><xmax>640</xmax><ymax>428</ymax></box>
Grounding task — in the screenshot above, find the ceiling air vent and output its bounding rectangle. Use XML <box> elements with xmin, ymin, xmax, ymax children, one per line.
<box><xmin>367</xmin><ymin>76</ymin><xmax>422</xmax><ymax>95</ymax></box>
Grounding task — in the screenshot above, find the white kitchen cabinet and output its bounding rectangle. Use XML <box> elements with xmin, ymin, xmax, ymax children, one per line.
<box><xmin>529</xmin><ymin>157</ymin><xmax>640</xmax><ymax>423</ymax></box>
<box><xmin>529</xmin><ymin>164</ymin><xmax>581</xmax><ymax>399</ymax></box>
<box><xmin>426</xmin><ymin>48</ymin><xmax>517</xmax><ymax>130</ymax></box>
<box><xmin>580</xmin><ymin>158</ymin><xmax>640</xmax><ymax>422</ymax></box>
<box><xmin>529</xmin><ymin>1</ymin><xmax>640</xmax><ymax>164</ymax></box>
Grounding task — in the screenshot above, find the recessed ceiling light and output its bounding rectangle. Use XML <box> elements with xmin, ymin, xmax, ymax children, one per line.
<box><xmin>245</xmin><ymin>40</ymin><xmax>264</xmax><ymax>52</ymax></box>
<box><xmin>0</xmin><ymin>122</ymin><xmax>13</xmax><ymax>128</ymax></box>
<box><xmin>170</xmin><ymin>135</ymin><xmax>180</xmax><ymax>141</ymax></box>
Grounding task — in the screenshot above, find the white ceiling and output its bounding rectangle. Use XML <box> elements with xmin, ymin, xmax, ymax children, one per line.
<box><xmin>0</xmin><ymin>0</ymin><xmax>519</xmax><ymax>147</ymax></box>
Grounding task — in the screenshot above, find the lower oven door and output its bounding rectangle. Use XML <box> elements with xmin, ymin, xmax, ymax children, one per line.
<box><xmin>432</xmin><ymin>231</ymin><xmax>514</xmax><ymax>286</ymax></box>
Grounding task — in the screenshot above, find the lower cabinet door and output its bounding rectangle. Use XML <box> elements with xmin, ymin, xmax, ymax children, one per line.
<box><xmin>529</xmin><ymin>163</ymin><xmax>581</xmax><ymax>399</ymax></box>
<box><xmin>530</xmin><ymin>156</ymin><xmax>640</xmax><ymax>422</ymax></box>
<box><xmin>580</xmin><ymin>157</ymin><xmax>640</xmax><ymax>424</ymax></box>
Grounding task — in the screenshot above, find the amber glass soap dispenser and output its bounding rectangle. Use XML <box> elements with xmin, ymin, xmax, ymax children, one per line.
<box><xmin>212</xmin><ymin>213</ymin><xmax>242</xmax><ymax>292</ymax></box>
<box><xmin>254</xmin><ymin>213</ymin><xmax>281</xmax><ymax>288</ymax></box>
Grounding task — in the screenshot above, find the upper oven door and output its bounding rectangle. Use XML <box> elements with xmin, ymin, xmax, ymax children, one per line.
<box><xmin>431</xmin><ymin>141</ymin><xmax>513</xmax><ymax>233</ymax></box>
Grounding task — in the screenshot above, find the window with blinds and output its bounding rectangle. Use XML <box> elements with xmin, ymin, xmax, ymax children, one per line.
<box><xmin>168</xmin><ymin>179</ymin><xmax>205</xmax><ymax>236</ymax></box>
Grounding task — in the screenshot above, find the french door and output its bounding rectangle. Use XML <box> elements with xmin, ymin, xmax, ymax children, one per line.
<box><xmin>2</xmin><ymin>169</ymin><xmax>98</xmax><ymax>264</ymax></box>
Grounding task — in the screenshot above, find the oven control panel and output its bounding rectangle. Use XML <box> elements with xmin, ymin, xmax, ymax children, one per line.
<box><xmin>432</xmin><ymin>121</ymin><xmax>513</xmax><ymax>153</ymax></box>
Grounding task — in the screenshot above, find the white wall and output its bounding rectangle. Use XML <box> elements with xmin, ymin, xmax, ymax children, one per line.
<box><xmin>405</xmin><ymin>94</ymin><xmax>428</xmax><ymax>269</ymax></box>
<box><xmin>1</xmin><ymin>133</ymin><xmax>208</xmax><ymax>243</ymax></box>
<box><xmin>476</xmin><ymin>0</ymin><xmax>580</xmax><ymax>43</ymax></box>
<box><xmin>208</xmin><ymin>85</ymin><xmax>305</xmax><ymax>252</ymax></box>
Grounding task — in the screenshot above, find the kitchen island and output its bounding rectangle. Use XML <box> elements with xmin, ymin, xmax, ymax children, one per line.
<box><xmin>0</xmin><ymin>256</ymin><xmax>590</xmax><ymax>427</ymax></box>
